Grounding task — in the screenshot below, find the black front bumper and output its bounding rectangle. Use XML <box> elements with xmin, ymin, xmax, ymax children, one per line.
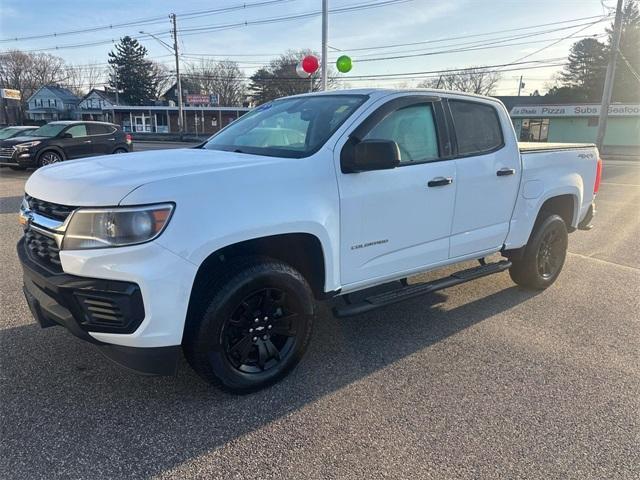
<box><xmin>17</xmin><ymin>238</ymin><xmax>180</xmax><ymax>375</ymax></box>
<box><xmin>0</xmin><ymin>150</ymin><xmax>36</xmax><ymax>167</ymax></box>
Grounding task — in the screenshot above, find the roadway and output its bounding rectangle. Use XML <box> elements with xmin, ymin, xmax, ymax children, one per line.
<box><xmin>0</xmin><ymin>160</ymin><xmax>638</xmax><ymax>479</ymax></box>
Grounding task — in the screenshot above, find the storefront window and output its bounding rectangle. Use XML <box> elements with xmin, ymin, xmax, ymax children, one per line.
<box><xmin>520</xmin><ymin>118</ymin><xmax>549</xmax><ymax>142</ymax></box>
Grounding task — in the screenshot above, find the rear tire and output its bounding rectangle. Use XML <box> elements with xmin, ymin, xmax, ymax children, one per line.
<box><xmin>113</xmin><ymin>148</ymin><xmax>128</xmax><ymax>154</ymax></box>
<box><xmin>509</xmin><ymin>214</ymin><xmax>568</xmax><ymax>290</ymax></box>
<box><xmin>183</xmin><ymin>258</ymin><xmax>314</xmax><ymax>393</ymax></box>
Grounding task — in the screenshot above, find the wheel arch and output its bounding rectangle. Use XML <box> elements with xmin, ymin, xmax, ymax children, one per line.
<box><xmin>504</xmin><ymin>191</ymin><xmax>578</xmax><ymax>259</ymax></box>
<box><xmin>36</xmin><ymin>146</ymin><xmax>66</xmax><ymax>162</ymax></box>
<box><xmin>186</xmin><ymin>233</ymin><xmax>329</xmax><ymax>318</ymax></box>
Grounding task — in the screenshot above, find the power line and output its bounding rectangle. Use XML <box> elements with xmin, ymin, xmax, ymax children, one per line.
<box><xmin>333</xmin><ymin>14</ymin><xmax>611</xmax><ymax>52</ymax></box>
<box><xmin>0</xmin><ymin>0</ymin><xmax>295</xmax><ymax>43</ymax></box>
<box><xmin>9</xmin><ymin>0</ymin><xmax>412</xmax><ymax>53</ymax></box>
<box><xmin>509</xmin><ymin>16</ymin><xmax>609</xmax><ymax>64</ymax></box>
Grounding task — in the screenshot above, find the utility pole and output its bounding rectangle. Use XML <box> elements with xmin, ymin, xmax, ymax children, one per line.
<box><xmin>596</xmin><ymin>0</ymin><xmax>625</xmax><ymax>152</ymax></box>
<box><xmin>170</xmin><ymin>13</ymin><xmax>184</xmax><ymax>134</ymax></box>
<box><xmin>113</xmin><ymin>66</ymin><xmax>119</xmax><ymax>105</ymax></box>
<box><xmin>321</xmin><ymin>0</ymin><xmax>328</xmax><ymax>91</ymax></box>
<box><xmin>517</xmin><ymin>75</ymin><xmax>524</xmax><ymax>96</ymax></box>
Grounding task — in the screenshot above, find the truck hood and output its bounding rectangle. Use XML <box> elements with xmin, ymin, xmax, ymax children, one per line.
<box><xmin>25</xmin><ymin>148</ymin><xmax>280</xmax><ymax>206</ymax></box>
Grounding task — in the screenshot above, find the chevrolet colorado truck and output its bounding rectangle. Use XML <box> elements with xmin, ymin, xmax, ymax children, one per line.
<box><xmin>17</xmin><ymin>89</ymin><xmax>600</xmax><ymax>392</ymax></box>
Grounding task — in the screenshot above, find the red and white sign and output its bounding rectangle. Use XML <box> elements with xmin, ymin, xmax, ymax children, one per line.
<box><xmin>186</xmin><ymin>94</ymin><xmax>211</xmax><ymax>105</ymax></box>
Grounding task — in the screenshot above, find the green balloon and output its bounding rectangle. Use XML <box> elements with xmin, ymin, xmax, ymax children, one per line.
<box><xmin>336</xmin><ymin>55</ymin><xmax>352</xmax><ymax>73</ymax></box>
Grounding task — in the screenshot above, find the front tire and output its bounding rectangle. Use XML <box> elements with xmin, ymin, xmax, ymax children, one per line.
<box><xmin>509</xmin><ymin>214</ymin><xmax>568</xmax><ymax>290</ymax></box>
<box><xmin>113</xmin><ymin>147</ymin><xmax>128</xmax><ymax>154</ymax></box>
<box><xmin>183</xmin><ymin>259</ymin><xmax>314</xmax><ymax>393</ymax></box>
<box><xmin>38</xmin><ymin>150</ymin><xmax>63</xmax><ymax>167</ymax></box>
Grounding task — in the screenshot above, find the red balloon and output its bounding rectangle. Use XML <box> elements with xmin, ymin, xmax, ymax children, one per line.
<box><xmin>302</xmin><ymin>55</ymin><xmax>319</xmax><ymax>74</ymax></box>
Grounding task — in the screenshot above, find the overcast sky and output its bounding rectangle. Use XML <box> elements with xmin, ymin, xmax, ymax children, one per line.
<box><xmin>0</xmin><ymin>0</ymin><xmax>615</xmax><ymax>95</ymax></box>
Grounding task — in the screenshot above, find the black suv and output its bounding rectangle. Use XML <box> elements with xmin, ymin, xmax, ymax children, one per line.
<box><xmin>0</xmin><ymin>121</ymin><xmax>132</xmax><ymax>169</ymax></box>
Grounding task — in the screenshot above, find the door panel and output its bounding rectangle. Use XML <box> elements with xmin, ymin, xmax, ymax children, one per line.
<box><xmin>339</xmin><ymin>162</ymin><xmax>456</xmax><ymax>285</ymax></box>
<box><xmin>447</xmin><ymin>100</ymin><xmax>520</xmax><ymax>258</ymax></box>
<box><xmin>336</xmin><ymin>98</ymin><xmax>457</xmax><ymax>286</ymax></box>
<box><xmin>58</xmin><ymin>124</ymin><xmax>92</xmax><ymax>159</ymax></box>
<box><xmin>87</xmin><ymin>124</ymin><xmax>115</xmax><ymax>155</ymax></box>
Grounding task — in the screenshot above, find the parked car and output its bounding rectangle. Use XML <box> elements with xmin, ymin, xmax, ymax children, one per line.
<box><xmin>17</xmin><ymin>89</ymin><xmax>600</xmax><ymax>393</ymax></box>
<box><xmin>0</xmin><ymin>121</ymin><xmax>132</xmax><ymax>169</ymax></box>
<box><xmin>0</xmin><ymin>125</ymin><xmax>38</xmax><ymax>140</ymax></box>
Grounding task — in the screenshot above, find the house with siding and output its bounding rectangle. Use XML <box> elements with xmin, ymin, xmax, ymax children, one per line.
<box><xmin>77</xmin><ymin>88</ymin><xmax>124</xmax><ymax>122</ymax></box>
<box><xmin>26</xmin><ymin>86</ymin><xmax>80</xmax><ymax>122</ymax></box>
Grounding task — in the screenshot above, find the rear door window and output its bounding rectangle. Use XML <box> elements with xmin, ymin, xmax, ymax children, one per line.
<box><xmin>87</xmin><ymin>124</ymin><xmax>112</xmax><ymax>135</ymax></box>
<box><xmin>449</xmin><ymin>100</ymin><xmax>503</xmax><ymax>155</ymax></box>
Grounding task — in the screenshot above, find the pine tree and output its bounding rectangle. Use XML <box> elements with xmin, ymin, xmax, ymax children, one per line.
<box><xmin>558</xmin><ymin>38</ymin><xmax>608</xmax><ymax>102</ymax></box>
<box><xmin>108</xmin><ymin>36</ymin><xmax>157</xmax><ymax>105</ymax></box>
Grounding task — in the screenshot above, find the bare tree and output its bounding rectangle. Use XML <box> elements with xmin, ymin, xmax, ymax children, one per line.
<box><xmin>149</xmin><ymin>61</ymin><xmax>173</xmax><ymax>100</ymax></box>
<box><xmin>185</xmin><ymin>59</ymin><xmax>246</xmax><ymax>106</ymax></box>
<box><xmin>249</xmin><ymin>49</ymin><xmax>337</xmax><ymax>104</ymax></box>
<box><xmin>62</xmin><ymin>63</ymin><xmax>107</xmax><ymax>97</ymax></box>
<box><xmin>418</xmin><ymin>67</ymin><xmax>501</xmax><ymax>95</ymax></box>
<box><xmin>0</xmin><ymin>50</ymin><xmax>67</xmax><ymax>119</ymax></box>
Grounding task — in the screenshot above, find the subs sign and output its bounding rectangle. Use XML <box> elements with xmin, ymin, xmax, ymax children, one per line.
<box><xmin>510</xmin><ymin>104</ymin><xmax>640</xmax><ymax>118</ymax></box>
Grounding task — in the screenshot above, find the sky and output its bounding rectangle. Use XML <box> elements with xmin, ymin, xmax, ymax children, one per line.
<box><xmin>0</xmin><ymin>0</ymin><xmax>616</xmax><ymax>95</ymax></box>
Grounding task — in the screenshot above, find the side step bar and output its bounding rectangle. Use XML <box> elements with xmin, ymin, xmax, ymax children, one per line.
<box><xmin>333</xmin><ymin>260</ymin><xmax>512</xmax><ymax>318</ymax></box>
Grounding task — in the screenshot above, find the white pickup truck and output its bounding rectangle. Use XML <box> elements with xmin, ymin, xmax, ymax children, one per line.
<box><xmin>18</xmin><ymin>89</ymin><xmax>601</xmax><ymax>392</ymax></box>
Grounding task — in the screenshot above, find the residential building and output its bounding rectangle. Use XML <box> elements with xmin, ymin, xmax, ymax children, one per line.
<box><xmin>26</xmin><ymin>86</ymin><xmax>80</xmax><ymax>122</ymax></box>
<box><xmin>77</xmin><ymin>89</ymin><xmax>123</xmax><ymax>122</ymax></box>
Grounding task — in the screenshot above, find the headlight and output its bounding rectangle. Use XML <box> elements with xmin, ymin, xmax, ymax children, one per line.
<box><xmin>63</xmin><ymin>204</ymin><xmax>174</xmax><ymax>250</ymax></box>
<box><xmin>15</xmin><ymin>141</ymin><xmax>41</xmax><ymax>150</ymax></box>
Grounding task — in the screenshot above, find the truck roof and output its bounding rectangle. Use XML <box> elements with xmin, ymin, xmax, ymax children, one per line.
<box><xmin>290</xmin><ymin>87</ymin><xmax>504</xmax><ymax>104</ymax></box>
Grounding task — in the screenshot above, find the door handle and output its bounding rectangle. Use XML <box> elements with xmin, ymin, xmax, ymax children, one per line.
<box><xmin>496</xmin><ymin>168</ymin><xmax>515</xmax><ymax>176</ymax></box>
<box><xmin>83</xmin><ymin>140</ymin><xmax>92</xmax><ymax>143</ymax></box>
<box><xmin>427</xmin><ymin>176</ymin><xmax>453</xmax><ymax>187</ymax></box>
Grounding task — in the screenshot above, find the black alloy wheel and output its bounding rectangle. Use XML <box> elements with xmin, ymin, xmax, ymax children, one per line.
<box><xmin>223</xmin><ymin>287</ymin><xmax>299</xmax><ymax>373</ymax></box>
<box><xmin>508</xmin><ymin>214</ymin><xmax>568</xmax><ymax>290</ymax></box>
<box><xmin>38</xmin><ymin>151</ymin><xmax>62</xmax><ymax>167</ymax></box>
<box><xmin>183</xmin><ymin>259</ymin><xmax>314</xmax><ymax>393</ymax></box>
<box><xmin>536</xmin><ymin>225</ymin><xmax>565</xmax><ymax>279</ymax></box>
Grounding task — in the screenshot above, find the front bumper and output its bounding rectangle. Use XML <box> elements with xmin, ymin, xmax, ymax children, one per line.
<box><xmin>17</xmin><ymin>238</ymin><xmax>192</xmax><ymax>375</ymax></box>
<box><xmin>0</xmin><ymin>150</ymin><xmax>36</xmax><ymax>167</ymax></box>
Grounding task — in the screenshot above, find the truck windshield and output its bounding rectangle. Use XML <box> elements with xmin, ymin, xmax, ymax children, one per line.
<box><xmin>204</xmin><ymin>94</ymin><xmax>367</xmax><ymax>158</ymax></box>
<box><xmin>26</xmin><ymin>124</ymin><xmax>67</xmax><ymax>138</ymax></box>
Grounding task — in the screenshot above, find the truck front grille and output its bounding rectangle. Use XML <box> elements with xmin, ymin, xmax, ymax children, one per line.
<box><xmin>26</xmin><ymin>195</ymin><xmax>75</xmax><ymax>221</ymax></box>
<box><xmin>24</xmin><ymin>228</ymin><xmax>62</xmax><ymax>273</ymax></box>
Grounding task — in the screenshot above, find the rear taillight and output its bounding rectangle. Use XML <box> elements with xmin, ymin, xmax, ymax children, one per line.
<box><xmin>125</xmin><ymin>133</ymin><xmax>132</xmax><ymax>144</ymax></box>
<box><xmin>594</xmin><ymin>157</ymin><xmax>602</xmax><ymax>194</ymax></box>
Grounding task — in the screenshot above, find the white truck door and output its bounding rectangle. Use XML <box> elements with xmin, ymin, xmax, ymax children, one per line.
<box><xmin>336</xmin><ymin>96</ymin><xmax>457</xmax><ymax>287</ymax></box>
<box><xmin>446</xmin><ymin>99</ymin><xmax>521</xmax><ymax>258</ymax></box>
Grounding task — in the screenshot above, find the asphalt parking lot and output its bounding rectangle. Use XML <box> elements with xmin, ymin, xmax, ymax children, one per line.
<box><xmin>0</xmin><ymin>159</ymin><xmax>638</xmax><ymax>479</ymax></box>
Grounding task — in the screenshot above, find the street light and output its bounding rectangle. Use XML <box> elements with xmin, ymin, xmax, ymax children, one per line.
<box><xmin>140</xmin><ymin>27</ymin><xmax>184</xmax><ymax>134</ymax></box>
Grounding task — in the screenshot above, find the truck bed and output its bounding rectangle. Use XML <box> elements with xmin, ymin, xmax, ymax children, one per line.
<box><xmin>519</xmin><ymin>142</ymin><xmax>596</xmax><ymax>153</ymax></box>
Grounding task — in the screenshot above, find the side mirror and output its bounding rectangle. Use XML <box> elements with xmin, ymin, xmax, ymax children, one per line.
<box><xmin>341</xmin><ymin>139</ymin><xmax>400</xmax><ymax>173</ymax></box>
<box><xmin>61</xmin><ymin>132</ymin><xmax>72</xmax><ymax>139</ymax></box>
